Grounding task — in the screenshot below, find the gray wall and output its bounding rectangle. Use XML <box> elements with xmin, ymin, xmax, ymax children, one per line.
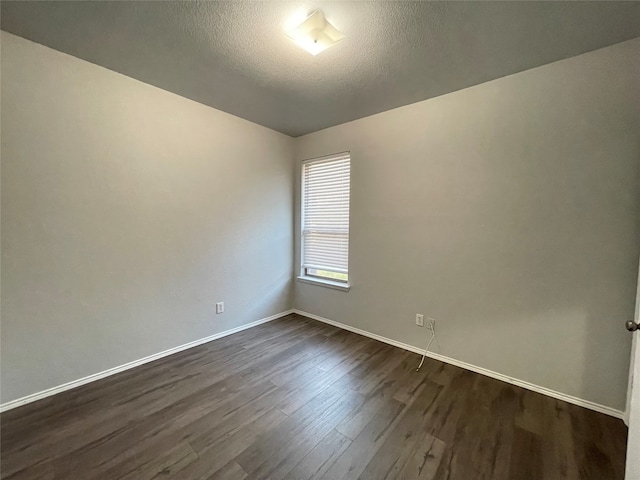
<box><xmin>1</xmin><ymin>32</ymin><xmax>295</xmax><ymax>403</ymax></box>
<box><xmin>294</xmin><ymin>38</ymin><xmax>640</xmax><ymax>411</ymax></box>
<box><xmin>2</xmin><ymin>31</ymin><xmax>639</xmax><ymax>411</ymax></box>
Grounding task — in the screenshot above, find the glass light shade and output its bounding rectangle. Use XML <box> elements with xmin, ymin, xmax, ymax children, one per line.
<box><xmin>287</xmin><ymin>10</ymin><xmax>345</xmax><ymax>56</ymax></box>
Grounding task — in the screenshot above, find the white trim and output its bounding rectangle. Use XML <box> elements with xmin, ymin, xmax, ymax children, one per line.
<box><xmin>293</xmin><ymin>309</ymin><xmax>624</xmax><ymax>420</ymax></box>
<box><xmin>297</xmin><ymin>275</ymin><xmax>350</xmax><ymax>291</ymax></box>
<box><xmin>0</xmin><ymin>310</ymin><xmax>294</xmax><ymax>413</ymax></box>
<box><xmin>624</xmin><ymin>262</ymin><xmax>640</xmax><ymax>426</ymax></box>
<box><xmin>625</xmin><ymin>332</ymin><xmax>637</xmax><ymax>427</ymax></box>
<box><xmin>300</xmin><ymin>152</ymin><xmax>351</xmax><ymax>284</ymax></box>
<box><xmin>301</xmin><ymin>151</ymin><xmax>350</xmax><ymax>165</ymax></box>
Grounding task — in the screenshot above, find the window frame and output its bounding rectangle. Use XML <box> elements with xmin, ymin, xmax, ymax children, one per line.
<box><xmin>298</xmin><ymin>152</ymin><xmax>351</xmax><ymax>291</ymax></box>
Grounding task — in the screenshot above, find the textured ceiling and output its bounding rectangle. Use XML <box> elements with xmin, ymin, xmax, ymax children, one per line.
<box><xmin>2</xmin><ymin>1</ymin><xmax>640</xmax><ymax>137</ymax></box>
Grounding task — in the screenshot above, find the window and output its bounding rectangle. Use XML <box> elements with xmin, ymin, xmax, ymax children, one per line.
<box><xmin>300</xmin><ymin>153</ymin><xmax>350</xmax><ymax>287</ymax></box>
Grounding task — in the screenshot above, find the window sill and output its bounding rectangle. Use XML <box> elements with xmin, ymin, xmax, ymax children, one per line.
<box><xmin>297</xmin><ymin>276</ymin><xmax>351</xmax><ymax>292</ymax></box>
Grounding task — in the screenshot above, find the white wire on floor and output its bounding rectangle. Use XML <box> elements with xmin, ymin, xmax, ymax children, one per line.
<box><xmin>416</xmin><ymin>320</ymin><xmax>437</xmax><ymax>371</ymax></box>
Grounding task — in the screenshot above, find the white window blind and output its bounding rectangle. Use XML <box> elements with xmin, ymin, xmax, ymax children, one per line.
<box><xmin>302</xmin><ymin>153</ymin><xmax>350</xmax><ymax>279</ymax></box>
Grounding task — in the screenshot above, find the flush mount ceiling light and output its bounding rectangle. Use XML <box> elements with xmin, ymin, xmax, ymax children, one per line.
<box><xmin>286</xmin><ymin>10</ymin><xmax>345</xmax><ymax>56</ymax></box>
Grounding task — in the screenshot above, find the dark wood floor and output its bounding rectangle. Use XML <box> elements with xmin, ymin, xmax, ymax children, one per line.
<box><xmin>0</xmin><ymin>314</ymin><xmax>627</xmax><ymax>480</ymax></box>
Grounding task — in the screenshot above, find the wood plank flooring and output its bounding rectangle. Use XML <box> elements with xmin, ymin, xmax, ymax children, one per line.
<box><xmin>0</xmin><ymin>314</ymin><xmax>628</xmax><ymax>479</ymax></box>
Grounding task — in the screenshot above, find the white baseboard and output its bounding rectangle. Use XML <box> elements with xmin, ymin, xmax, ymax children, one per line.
<box><xmin>293</xmin><ymin>309</ymin><xmax>624</xmax><ymax>420</ymax></box>
<box><xmin>3</xmin><ymin>308</ymin><xmax>624</xmax><ymax>420</ymax></box>
<box><xmin>0</xmin><ymin>309</ymin><xmax>294</xmax><ymax>413</ymax></box>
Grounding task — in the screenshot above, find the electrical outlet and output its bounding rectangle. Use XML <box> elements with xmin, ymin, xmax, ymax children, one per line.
<box><xmin>416</xmin><ymin>314</ymin><xmax>424</xmax><ymax>327</ymax></box>
<box><xmin>428</xmin><ymin>318</ymin><xmax>436</xmax><ymax>329</ymax></box>
<box><xmin>216</xmin><ymin>302</ymin><xmax>224</xmax><ymax>314</ymax></box>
